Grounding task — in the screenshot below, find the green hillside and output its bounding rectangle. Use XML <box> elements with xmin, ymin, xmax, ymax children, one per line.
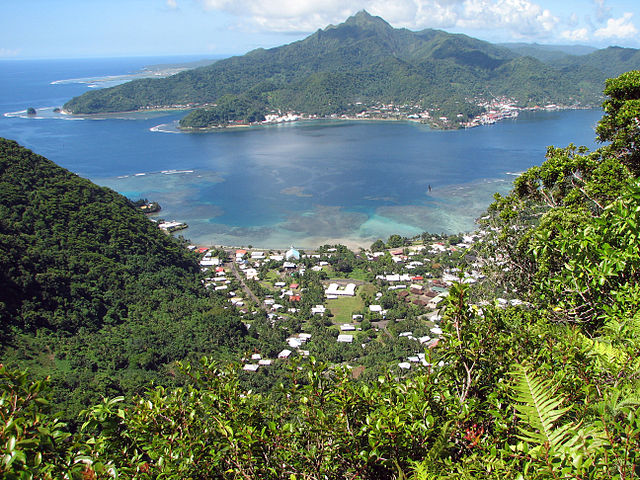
<box><xmin>0</xmin><ymin>138</ymin><xmax>248</xmax><ymax>420</ymax></box>
<box><xmin>62</xmin><ymin>11</ymin><xmax>640</xmax><ymax>129</ymax></box>
<box><xmin>498</xmin><ymin>42</ymin><xmax>598</xmax><ymax>62</ymax></box>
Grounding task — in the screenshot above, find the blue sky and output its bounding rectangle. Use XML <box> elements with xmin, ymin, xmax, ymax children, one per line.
<box><xmin>2</xmin><ymin>0</ymin><xmax>639</xmax><ymax>59</ymax></box>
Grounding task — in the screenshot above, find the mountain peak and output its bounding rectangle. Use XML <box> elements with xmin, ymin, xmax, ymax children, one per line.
<box><xmin>343</xmin><ymin>10</ymin><xmax>391</xmax><ymax>29</ymax></box>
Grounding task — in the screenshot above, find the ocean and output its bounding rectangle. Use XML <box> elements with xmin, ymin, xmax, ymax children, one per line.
<box><xmin>0</xmin><ymin>56</ymin><xmax>603</xmax><ymax>248</ymax></box>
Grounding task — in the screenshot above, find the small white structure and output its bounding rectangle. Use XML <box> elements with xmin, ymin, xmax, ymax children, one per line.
<box><xmin>311</xmin><ymin>305</ymin><xmax>326</xmax><ymax>315</ymax></box>
<box><xmin>159</xmin><ymin>221</ymin><xmax>186</xmax><ymax>231</ymax></box>
<box><xmin>337</xmin><ymin>334</ymin><xmax>354</xmax><ymax>343</ymax></box>
<box><xmin>428</xmin><ymin>295</ymin><xmax>446</xmax><ymax>309</ymax></box>
<box><xmin>278</xmin><ymin>349</ymin><xmax>292</xmax><ymax>359</ymax></box>
<box><xmin>200</xmin><ymin>258</ymin><xmax>220</xmax><ymax>267</ymax></box>
<box><xmin>244</xmin><ymin>268</ymin><xmax>259</xmax><ymax>280</ymax></box>
<box><xmin>285</xmin><ymin>247</ymin><xmax>301</xmax><ymax>261</ymax></box>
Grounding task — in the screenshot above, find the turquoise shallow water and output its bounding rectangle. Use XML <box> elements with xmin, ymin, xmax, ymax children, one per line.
<box><xmin>0</xmin><ymin>57</ymin><xmax>602</xmax><ymax>248</ymax></box>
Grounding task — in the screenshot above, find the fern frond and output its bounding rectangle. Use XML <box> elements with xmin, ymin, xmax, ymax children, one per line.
<box><xmin>575</xmin><ymin>332</ymin><xmax>640</xmax><ymax>374</ymax></box>
<box><xmin>510</xmin><ymin>363</ymin><xmax>573</xmax><ymax>455</ymax></box>
<box><xmin>578</xmin><ymin>334</ymin><xmax>626</xmax><ymax>366</ymax></box>
<box><xmin>595</xmin><ymin>382</ymin><xmax>640</xmax><ymax>418</ymax></box>
<box><xmin>425</xmin><ymin>420</ymin><xmax>452</xmax><ymax>463</ymax></box>
<box><xmin>408</xmin><ymin>460</ymin><xmax>440</xmax><ymax>480</ymax></box>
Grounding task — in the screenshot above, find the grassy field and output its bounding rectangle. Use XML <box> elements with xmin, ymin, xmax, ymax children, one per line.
<box><xmin>326</xmin><ymin>266</ymin><xmax>370</xmax><ymax>281</ymax></box>
<box><xmin>327</xmin><ymin>294</ymin><xmax>365</xmax><ymax>323</ymax></box>
<box><xmin>259</xmin><ymin>270</ymin><xmax>282</xmax><ymax>291</ymax></box>
<box><xmin>346</xmin><ymin>267</ymin><xmax>370</xmax><ymax>281</ymax></box>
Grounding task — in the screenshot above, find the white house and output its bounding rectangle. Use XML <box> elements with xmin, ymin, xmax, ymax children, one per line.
<box><xmin>311</xmin><ymin>305</ymin><xmax>326</xmax><ymax>315</ymax></box>
<box><xmin>325</xmin><ymin>283</ymin><xmax>357</xmax><ymax>296</ymax></box>
<box><xmin>337</xmin><ymin>334</ymin><xmax>353</xmax><ymax>343</ymax></box>
<box><xmin>200</xmin><ymin>258</ymin><xmax>220</xmax><ymax>267</ymax></box>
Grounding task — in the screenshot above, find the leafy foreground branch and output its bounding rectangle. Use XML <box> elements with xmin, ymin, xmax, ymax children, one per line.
<box><xmin>2</xmin><ymin>288</ymin><xmax>639</xmax><ymax>480</ymax></box>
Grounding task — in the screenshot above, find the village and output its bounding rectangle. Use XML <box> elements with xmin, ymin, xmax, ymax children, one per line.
<box><xmin>243</xmin><ymin>97</ymin><xmax>580</xmax><ymax>131</ymax></box>
<box><xmin>189</xmin><ymin>230</ymin><xmax>524</xmax><ymax>378</ymax></box>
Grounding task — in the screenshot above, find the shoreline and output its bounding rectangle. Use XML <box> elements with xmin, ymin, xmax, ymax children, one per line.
<box><xmin>65</xmin><ymin>103</ymin><xmax>597</xmax><ymax>131</ymax></box>
<box><xmin>60</xmin><ymin>106</ymin><xmax>191</xmax><ymax>118</ymax></box>
<box><xmin>198</xmin><ymin>237</ymin><xmax>373</xmax><ymax>253</ymax></box>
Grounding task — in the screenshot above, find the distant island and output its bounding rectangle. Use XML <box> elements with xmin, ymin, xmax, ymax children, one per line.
<box><xmin>63</xmin><ymin>11</ymin><xmax>640</xmax><ymax>129</ymax></box>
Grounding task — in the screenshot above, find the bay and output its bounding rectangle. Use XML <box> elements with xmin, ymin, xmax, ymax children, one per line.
<box><xmin>0</xmin><ymin>57</ymin><xmax>603</xmax><ymax>248</ymax></box>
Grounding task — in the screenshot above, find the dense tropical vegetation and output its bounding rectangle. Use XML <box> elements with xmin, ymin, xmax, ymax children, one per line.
<box><xmin>64</xmin><ymin>11</ymin><xmax>640</xmax><ymax>129</ymax></box>
<box><xmin>0</xmin><ymin>138</ymin><xmax>249</xmax><ymax>421</ymax></box>
<box><xmin>2</xmin><ymin>71</ymin><xmax>640</xmax><ymax>478</ymax></box>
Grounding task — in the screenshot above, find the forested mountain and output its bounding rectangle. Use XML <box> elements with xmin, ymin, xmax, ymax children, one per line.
<box><xmin>551</xmin><ymin>46</ymin><xmax>640</xmax><ymax>79</ymax></box>
<box><xmin>498</xmin><ymin>42</ymin><xmax>597</xmax><ymax>62</ymax></box>
<box><xmin>0</xmin><ymin>138</ymin><xmax>248</xmax><ymax>419</ymax></box>
<box><xmin>63</xmin><ymin>11</ymin><xmax>640</xmax><ymax>128</ymax></box>
<box><xmin>3</xmin><ymin>72</ymin><xmax>640</xmax><ymax>479</ymax></box>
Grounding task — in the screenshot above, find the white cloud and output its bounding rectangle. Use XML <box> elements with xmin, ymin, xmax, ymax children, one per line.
<box><xmin>594</xmin><ymin>12</ymin><xmax>638</xmax><ymax>39</ymax></box>
<box><xmin>199</xmin><ymin>0</ymin><xmax>571</xmax><ymax>42</ymax></box>
<box><xmin>201</xmin><ymin>0</ymin><xmax>360</xmax><ymax>32</ymax></box>
<box><xmin>458</xmin><ymin>0</ymin><xmax>558</xmax><ymax>38</ymax></box>
<box><xmin>0</xmin><ymin>48</ymin><xmax>20</xmax><ymax>58</ymax></box>
<box><xmin>560</xmin><ymin>28</ymin><xmax>589</xmax><ymax>42</ymax></box>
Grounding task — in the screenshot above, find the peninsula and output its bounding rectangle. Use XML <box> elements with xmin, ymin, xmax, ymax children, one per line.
<box><xmin>63</xmin><ymin>11</ymin><xmax>640</xmax><ymax>130</ymax></box>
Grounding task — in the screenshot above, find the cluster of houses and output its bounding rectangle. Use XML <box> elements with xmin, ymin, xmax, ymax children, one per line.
<box><xmin>193</xmin><ymin>231</ymin><xmax>525</xmax><ymax>374</ymax></box>
<box><xmin>197</xmin><ymin>249</ymin><xmax>246</xmax><ymax>306</ymax></box>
